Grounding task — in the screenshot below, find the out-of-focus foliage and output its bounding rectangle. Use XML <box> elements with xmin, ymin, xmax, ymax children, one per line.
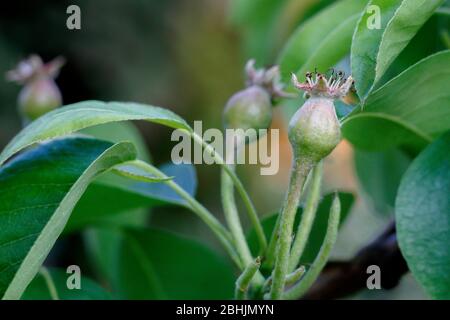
<box><xmin>354</xmin><ymin>148</ymin><xmax>410</xmax><ymax>216</ymax></box>
<box><xmin>117</xmin><ymin>227</ymin><xmax>235</xmax><ymax>299</ymax></box>
<box><xmin>278</xmin><ymin>0</ymin><xmax>366</xmax><ymax>82</ymax></box>
<box><xmin>22</xmin><ymin>268</ymin><xmax>111</xmax><ymax>300</ymax></box>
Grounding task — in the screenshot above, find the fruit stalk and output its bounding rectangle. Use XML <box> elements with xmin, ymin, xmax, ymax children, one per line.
<box><xmin>269</xmin><ymin>156</ymin><xmax>315</xmax><ymax>299</ymax></box>
<box><xmin>289</xmin><ymin>161</ymin><xmax>323</xmax><ymax>271</ymax></box>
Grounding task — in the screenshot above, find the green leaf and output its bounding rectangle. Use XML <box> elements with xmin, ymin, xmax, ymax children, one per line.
<box><xmin>278</xmin><ymin>0</ymin><xmax>367</xmax><ymax>81</ymax></box>
<box><xmin>375</xmin><ymin>14</ymin><xmax>450</xmax><ymax>88</ymax></box>
<box><xmin>0</xmin><ymin>136</ymin><xmax>136</xmax><ymax>299</ymax></box>
<box><xmin>79</xmin><ymin>122</ymin><xmax>152</xmax><ymax>223</ymax></box>
<box><xmin>79</xmin><ymin>122</ymin><xmax>153</xmax><ymax>227</ymax></box>
<box><xmin>66</xmin><ymin>163</ymin><xmax>197</xmax><ymax>232</ymax></box>
<box><xmin>436</xmin><ymin>7</ymin><xmax>450</xmax><ymax>17</ymax></box>
<box><xmin>77</xmin><ymin>122</ymin><xmax>151</xmax><ymax>289</ymax></box>
<box><xmin>80</xmin><ymin>162</ymin><xmax>197</xmax><ymax>290</ymax></box>
<box><xmin>117</xmin><ymin>227</ymin><xmax>235</xmax><ymax>299</ymax></box>
<box><xmin>343</xmin><ymin>50</ymin><xmax>450</xmax><ymax>151</ymax></box>
<box><xmin>354</xmin><ymin>148</ymin><xmax>411</xmax><ymax>215</ymax></box>
<box><xmin>396</xmin><ymin>131</ymin><xmax>450</xmax><ymax>299</ymax></box>
<box><xmin>376</xmin><ymin>0</ymin><xmax>445</xmax><ymax>86</ymax></box>
<box><xmin>248</xmin><ymin>193</ymin><xmax>354</xmax><ymax>269</ymax></box>
<box><xmin>66</xmin><ymin>183</ymin><xmax>154</xmax><ymax>232</ymax></box>
<box><xmin>68</xmin><ymin>166</ymin><xmax>197</xmax><ymax>295</ymax></box>
<box><xmin>121</xmin><ymin>162</ymin><xmax>197</xmax><ymax>206</ymax></box>
<box><xmin>0</xmin><ymin>100</ymin><xmax>191</xmax><ymax>167</ymax></box>
<box><xmin>351</xmin><ymin>0</ymin><xmax>444</xmax><ymax>99</ymax></box>
<box><xmin>112</xmin><ymin>162</ymin><xmax>174</xmax><ymax>183</ymax></box>
<box><xmin>78</xmin><ymin>122</ymin><xmax>153</xmax><ymax>225</ymax></box>
<box><xmin>21</xmin><ymin>268</ymin><xmax>112</xmax><ymax>300</ymax></box>
<box><xmin>81</xmin><ymin>122</ymin><xmax>151</xmax><ymax>162</ymax></box>
<box><xmin>84</xmin><ymin>227</ymin><xmax>124</xmax><ymax>292</ymax></box>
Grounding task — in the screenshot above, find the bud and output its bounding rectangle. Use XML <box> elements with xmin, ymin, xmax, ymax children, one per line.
<box><xmin>223</xmin><ymin>85</ymin><xmax>272</xmax><ymax>132</ymax></box>
<box><xmin>7</xmin><ymin>55</ymin><xmax>65</xmax><ymax>122</ymax></box>
<box><xmin>288</xmin><ymin>71</ymin><xmax>354</xmax><ymax>162</ymax></box>
<box><xmin>223</xmin><ymin>60</ymin><xmax>290</xmax><ymax>144</ymax></box>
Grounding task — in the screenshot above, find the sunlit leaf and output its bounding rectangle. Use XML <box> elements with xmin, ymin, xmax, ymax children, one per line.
<box><xmin>0</xmin><ymin>100</ymin><xmax>191</xmax><ymax>167</ymax></box>
<box><xmin>343</xmin><ymin>51</ymin><xmax>450</xmax><ymax>151</ymax></box>
<box><xmin>351</xmin><ymin>0</ymin><xmax>444</xmax><ymax>99</ymax></box>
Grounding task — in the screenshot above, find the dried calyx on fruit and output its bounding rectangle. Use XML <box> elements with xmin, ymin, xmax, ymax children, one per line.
<box><xmin>288</xmin><ymin>70</ymin><xmax>354</xmax><ymax>162</ymax></box>
<box><xmin>223</xmin><ymin>60</ymin><xmax>289</xmax><ymax>145</ymax></box>
<box><xmin>7</xmin><ymin>55</ymin><xmax>65</xmax><ymax>122</ymax></box>
<box><xmin>244</xmin><ymin>59</ymin><xmax>290</xmax><ymax>99</ymax></box>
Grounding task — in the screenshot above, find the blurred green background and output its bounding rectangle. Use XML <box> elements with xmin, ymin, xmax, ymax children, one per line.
<box><xmin>0</xmin><ymin>0</ymin><xmax>436</xmax><ymax>299</ymax></box>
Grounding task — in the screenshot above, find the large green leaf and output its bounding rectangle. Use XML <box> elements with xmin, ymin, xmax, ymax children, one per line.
<box><xmin>351</xmin><ymin>0</ymin><xmax>444</xmax><ymax>100</ymax></box>
<box><xmin>248</xmin><ymin>193</ymin><xmax>354</xmax><ymax>271</ymax></box>
<box><xmin>278</xmin><ymin>0</ymin><xmax>367</xmax><ymax>81</ymax></box>
<box><xmin>376</xmin><ymin>13</ymin><xmax>450</xmax><ymax>88</ymax></box>
<box><xmin>354</xmin><ymin>148</ymin><xmax>411</xmax><ymax>215</ymax></box>
<box><xmin>22</xmin><ymin>268</ymin><xmax>111</xmax><ymax>300</ymax></box>
<box><xmin>343</xmin><ymin>50</ymin><xmax>450</xmax><ymax>151</ymax></box>
<box><xmin>396</xmin><ymin>131</ymin><xmax>450</xmax><ymax>299</ymax></box>
<box><xmin>117</xmin><ymin>227</ymin><xmax>235</xmax><ymax>299</ymax></box>
<box><xmin>0</xmin><ymin>100</ymin><xmax>191</xmax><ymax>167</ymax></box>
<box><xmin>375</xmin><ymin>1</ymin><xmax>447</xmax><ymax>85</ymax></box>
<box><xmin>0</xmin><ymin>136</ymin><xmax>136</xmax><ymax>299</ymax></box>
